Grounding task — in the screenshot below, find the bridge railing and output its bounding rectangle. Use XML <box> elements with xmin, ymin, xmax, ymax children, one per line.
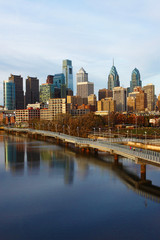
<box><xmin>5</xmin><ymin>127</ymin><xmax>160</xmax><ymax>164</ymax></box>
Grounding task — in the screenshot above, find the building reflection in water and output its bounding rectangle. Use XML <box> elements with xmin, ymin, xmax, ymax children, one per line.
<box><xmin>27</xmin><ymin>145</ymin><xmax>40</xmax><ymax>174</ymax></box>
<box><xmin>4</xmin><ymin>139</ymin><xmax>24</xmax><ymax>174</ymax></box>
<box><xmin>76</xmin><ymin>158</ymin><xmax>89</xmax><ymax>180</ymax></box>
<box><xmin>41</xmin><ymin>149</ymin><xmax>74</xmax><ymax>184</ymax></box>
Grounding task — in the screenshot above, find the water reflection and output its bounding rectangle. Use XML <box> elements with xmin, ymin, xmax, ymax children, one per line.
<box><xmin>41</xmin><ymin>149</ymin><xmax>74</xmax><ymax>184</ymax></box>
<box><xmin>4</xmin><ymin>140</ymin><xmax>24</xmax><ymax>174</ymax></box>
<box><xmin>27</xmin><ymin>144</ymin><xmax>40</xmax><ymax>174</ymax></box>
<box><xmin>3</xmin><ymin>135</ymin><xmax>160</xmax><ymax>203</ymax></box>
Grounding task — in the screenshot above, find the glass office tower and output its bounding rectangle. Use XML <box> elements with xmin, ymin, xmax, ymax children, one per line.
<box><xmin>3</xmin><ymin>80</ymin><xmax>16</xmax><ymax>110</ymax></box>
<box><xmin>62</xmin><ymin>60</ymin><xmax>73</xmax><ymax>92</ymax></box>
<box><xmin>108</xmin><ymin>64</ymin><xmax>120</xmax><ymax>91</ymax></box>
<box><xmin>130</xmin><ymin>68</ymin><xmax>142</xmax><ymax>93</ymax></box>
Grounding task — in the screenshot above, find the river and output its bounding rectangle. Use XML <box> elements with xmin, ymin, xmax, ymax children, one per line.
<box><xmin>0</xmin><ymin>132</ymin><xmax>160</xmax><ymax>240</ymax></box>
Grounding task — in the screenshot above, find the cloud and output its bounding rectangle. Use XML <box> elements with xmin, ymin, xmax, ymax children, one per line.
<box><xmin>0</xmin><ymin>0</ymin><xmax>160</xmax><ymax>106</ymax></box>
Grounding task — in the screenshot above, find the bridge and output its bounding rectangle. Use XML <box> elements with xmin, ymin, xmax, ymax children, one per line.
<box><xmin>4</xmin><ymin>127</ymin><xmax>160</xmax><ymax>167</ymax></box>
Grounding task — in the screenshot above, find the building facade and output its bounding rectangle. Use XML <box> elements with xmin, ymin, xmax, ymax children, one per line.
<box><xmin>97</xmin><ymin>98</ymin><xmax>116</xmax><ymax>112</ymax></box>
<box><xmin>130</xmin><ymin>68</ymin><xmax>142</xmax><ymax>93</ymax></box>
<box><xmin>40</xmin><ymin>98</ymin><xmax>66</xmax><ymax>121</ymax></box>
<box><xmin>113</xmin><ymin>87</ymin><xmax>127</xmax><ymax>112</ymax></box>
<box><xmin>127</xmin><ymin>96</ymin><xmax>136</xmax><ymax>112</ymax></box>
<box><xmin>39</xmin><ymin>84</ymin><xmax>54</xmax><ymax>104</ymax></box>
<box><xmin>25</xmin><ymin>77</ymin><xmax>39</xmax><ymax>107</ymax></box>
<box><xmin>143</xmin><ymin>84</ymin><xmax>155</xmax><ymax>111</ymax></box>
<box><xmin>46</xmin><ymin>75</ymin><xmax>54</xmax><ymax>84</ymax></box>
<box><xmin>9</xmin><ymin>74</ymin><xmax>24</xmax><ymax>109</ymax></box>
<box><xmin>77</xmin><ymin>82</ymin><xmax>94</xmax><ymax>99</ymax></box>
<box><xmin>16</xmin><ymin>108</ymin><xmax>40</xmax><ymax>122</ymax></box>
<box><xmin>76</xmin><ymin>68</ymin><xmax>88</xmax><ymax>83</ymax></box>
<box><xmin>3</xmin><ymin>80</ymin><xmax>16</xmax><ymax>110</ymax></box>
<box><xmin>98</xmin><ymin>88</ymin><xmax>113</xmax><ymax>100</ymax></box>
<box><xmin>108</xmin><ymin>64</ymin><xmax>120</xmax><ymax>91</ymax></box>
<box><xmin>62</xmin><ymin>60</ymin><xmax>73</xmax><ymax>92</ymax></box>
<box><xmin>53</xmin><ymin>74</ymin><xmax>65</xmax><ymax>88</ymax></box>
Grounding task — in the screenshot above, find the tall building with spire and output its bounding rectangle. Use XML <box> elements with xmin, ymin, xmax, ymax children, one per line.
<box><xmin>108</xmin><ymin>61</ymin><xmax>120</xmax><ymax>90</ymax></box>
<box><xmin>130</xmin><ymin>68</ymin><xmax>142</xmax><ymax>93</ymax></box>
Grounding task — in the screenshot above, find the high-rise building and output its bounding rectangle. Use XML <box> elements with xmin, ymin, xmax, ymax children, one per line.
<box><xmin>76</xmin><ymin>68</ymin><xmax>88</xmax><ymax>83</ymax></box>
<box><xmin>113</xmin><ymin>87</ymin><xmax>127</xmax><ymax>112</ymax></box>
<box><xmin>62</xmin><ymin>60</ymin><xmax>73</xmax><ymax>92</ymax></box>
<box><xmin>77</xmin><ymin>82</ymin><xmax>94</xmax><ymax>99</ymax></box>
<box><xmin>157</xmin><ymin>94</ymin><xmax>160</xmax><ymax>111</ymax></box>
<box><xmin>135</xmin><ymin>91</ymin><xmax>147</xmax><ymax>112</ymax></box>
<box><xmin>46</xmin><ymin>75</ymin><xmax>54</xmax><ymax>84</ymax></box>
<box><xmin>97</xmin><ymin>98</ymin><xmax>116</xmax><ymax>112</ymax></box>
<box><xmin>143</xmin><ymin>84</ymin><xmax>155</xmax><ymax>111</ymax></box>
<box><xmin>98</xmin><ymin>88</ymin><xmax>113</xmax><ymax>100</ymax></box>
<box><xmin>127</xmin><ymin>96</ymin><xmax>136</xmax><ymax>112</ymax></box>
<box><xmin>3</xmin><ymin>79</ymin><xmax>15</xmax><ymax>110</ymax></box>
<box><xmin>108</xmin><ymin>63</ymin><xmax>120</xmax><ymax>91</ymax></box>
<box><xmin>53</xmin><ymin>74</ymin><xmax>65</xmax><ymax>88</ymax></box>
<box><xmin>40</xmin><ymin>98</ymin><xmax>66</xmax><ymax>121</ymax></box>
<box><xmin>128</xmin><ymin>87</ymin><xmax>147</xmax><ymax>112</ymax></box>
<box><xmin>9</xmin><ymin>74</ymin><xmax>24</xmax><ymax>109</ymax></box>
<box><xmin>88</xmin><ymin>94</ymin><xmax>97</xmax><ymax>106</ymax></box>
<box><xmin>25</xmin><ymin>77</ymin><xmax>39</xmax><ymax>107</ymax></box>
<box><xmin>39</xmin><ymin>84</ymin><xmax>54</xmax><ymax>104</ymax></box>
<box><xmin>130</xmin><ymin>68</ymin><xmax>142</xmax><ymax>93</ymax></box>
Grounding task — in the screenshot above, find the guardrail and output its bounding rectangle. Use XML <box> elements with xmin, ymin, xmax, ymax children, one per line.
<box><xmin>4</xmin><ymin>127</ymin><xmax>160</xmax><ymax>165</ymax></box>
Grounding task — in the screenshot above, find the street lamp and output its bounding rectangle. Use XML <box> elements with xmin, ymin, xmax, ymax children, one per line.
<box><xmin>77</xmin><ymin>127</ymin><xmax>79</xmax><ymax>137</ymax></box>
<box><xmin>118</xmin><ymin>127</ymin><xmax>119</xmax><ymax>139</ymax></box>
<box><xmin>109</xmin><ymin>129</ymin><xmax>111</xmax><ymax>145</ymax></box>
<box><xmin>63</xmin><ymin>125</ymin><xmax>65</xmax><ymax>134</ymax></box>
<box><xmin>55</xmin><ymin>124</ymin><xmax>57</xmax><ymax>133</ymax></box>
<box><xmin>68</xmin><ymin>126</ymin><xmax>70</xmax><ymax>135</ymax></box>
<box><xmin>136</xmin><ymin>115</ymin><xmax>137</xmax><ymax>139</ymax></box>
<box><xmin>127</xmin><ymin>130</ymin><xmax>129</xmax><ymax>139</ymax></box>
<box><xmin>93</xmin><ymin>127</ymin><xmax>95</xmax><ymax>136</ymax></box>
<box><xmin>154</xmin><ymin>131</ymin><xmax>157</xmax><ymax>141</ymax></box>
<box><xmin>99</xmin><ymin>128</ymin><xmax>101</xmax><ymax>137</ymax></box>
<box><xmin>145</xmin><ymin>131</ymin><xmax>147</xmax><ymax>149</ymax></box>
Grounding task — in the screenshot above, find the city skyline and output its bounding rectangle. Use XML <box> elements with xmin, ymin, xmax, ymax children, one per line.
<box><xmin>0</xmin><ymin>0</ymin><xmax>160</xmax><ymax>104</ymax></box>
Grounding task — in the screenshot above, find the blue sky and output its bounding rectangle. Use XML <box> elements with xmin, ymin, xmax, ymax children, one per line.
<box><xmin>0</xmin><ymin>0</ymin><xmax>160</xmax><ymax>104</ymax></box>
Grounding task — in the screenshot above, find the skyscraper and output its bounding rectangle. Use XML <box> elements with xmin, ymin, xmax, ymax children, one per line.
<box><xmin>113</xmin><ymin>87</ymin><xmax>127</xmax><ymax>112</ymax></box>
<box><xmin>143</xmin><ymin>84</ymin><xmax>155</xmax><ymax>111</ymax></box>
<box><xmin>76</xmin><ymin>68</ymin><xmax>88</xmax><ymax>83</ymax></box>
<box><xmin>46</xmin><ymin>75</ymin><xmax>54</xmax><ymax>84</ymax></box>
<box><xmin>3</xmin><ymin>79</ymin><xmax>15</xmax><ymax>110</ymax></box>
<box><xmin>53</xmin><ymin>73</ymin><xmax>65</xmax><ymax>88</ymax></box>
<box><xmin>39</xmin><ymin>84</ymin><xmax>54</xmax><ymax>104</ymax></box>
<box><xmin>77</xmin><ymin>82</ymin><xmax>94</xmax><ymax>99</ymax></box>
<box><xmin>9</xmin><ymin>74</ymin><xmax>24</xmax><ymax>109</ymax></box>
<box><xmin>108</xmin><ymin>63</ymin><xmax>120</xmax><ymax>91</ymax></box>
<box><xmin>25</xmin><ymin>77</ymin><xmax>39</xmax><ymax>107</ymax></box>
<box><xmin>98</xmin><ymin>89</ymin><xmax>113</xmax><ymax>100</ymax></box>
<box><xmin>130</xmin><ymin>68</ymin><xmax>142</xmax><ymax>93</ymax></box>
<box><xmin>62</xmin><ymin>59</ymin><xmax>73</xmax><ymax>92</ymax></box>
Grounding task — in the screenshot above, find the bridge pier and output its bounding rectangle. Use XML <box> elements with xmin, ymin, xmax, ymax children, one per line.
<box><xmin>86</xmin><ymin>148</ymin><xmax>90</xmax><ymax>153</ymax></box>
<box><xmin>141</xmin><ymin>164</ymin><xmax>146</xmax><ymax>181</ymax></box>
<box><xmin>94</xmin><ymin>148</ymin><xmax>98</xmax><ymax>155</ymax></box>
<box><xmin>114</xmin><ymin>154</ymin><xmax>119</xmax><ymax>164</ymax></box>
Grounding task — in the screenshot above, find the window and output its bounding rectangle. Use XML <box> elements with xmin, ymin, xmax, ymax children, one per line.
<box><xmin>69</xmin><ymin>68</ymin><xmax>72</xmax><ymax>74</ymax></box>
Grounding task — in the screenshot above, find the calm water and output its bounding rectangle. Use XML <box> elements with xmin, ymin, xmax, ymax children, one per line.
<box><xmin>0</xmin><ymin>133</ymin><xmax>160</xmax><ymax>240</ymax></box>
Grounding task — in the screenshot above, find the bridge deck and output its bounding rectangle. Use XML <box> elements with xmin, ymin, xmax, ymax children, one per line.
<box><xmin>4</xmin><ymin>127</ymin><xmax>160</xmax><ymax>167</ymax></box>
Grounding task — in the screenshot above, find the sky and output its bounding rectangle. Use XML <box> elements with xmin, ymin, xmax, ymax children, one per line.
<box><xmin>0</xmin><ymin>0</ymin><xmax>160</xmax><ymax>104</ymax></box>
